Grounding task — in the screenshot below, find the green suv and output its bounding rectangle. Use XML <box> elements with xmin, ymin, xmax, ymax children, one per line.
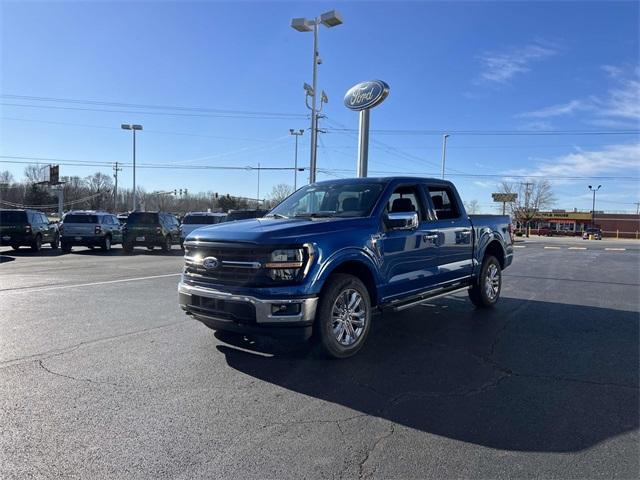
<box><xmin>0</xmin><ymin>209</ymin><xmax>59</xmax><ymax>252</ymax></box>
<box><xmin>123</xmin><ymin>211</ymin><xmax>180</xmax><ymax>253</ymax></box>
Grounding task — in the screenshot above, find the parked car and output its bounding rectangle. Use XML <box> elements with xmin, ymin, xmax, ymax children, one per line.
<box><xmin>537</xmin><ymin>227</ymin><xmax>554</xmax><ymax>237</ymax></box>
<box><xmin>179</xmin><ymin>212</ymin><xmax>227</xmax><ymax>248</ymax></box>
<box><xmin>225</xmin><ymin>209</ymin><xmax>268</xmax><ymax>222</ymax></box>
<box><xmin>179</xmin><ymin>177</ymin><xmax>514</xmax><ymax>358</ymax></box>
<box><xmin>60</xmin><ymin>210</ymin><xmax>122</xmax><ymax>252</ymax></box>
<box><xmin>123</xmin><ymin>211</ymin><xmax>180</xmax><ymax>253</ymax></box>
<box><xmin>582</xmin><ymin>227</ymin><xmax>602</xmax><ymax>240</ymax></box>
<box><xmin>0</xmin><ymin>208</ymin><xmax>59</xmax><ymax>252</ymax></box>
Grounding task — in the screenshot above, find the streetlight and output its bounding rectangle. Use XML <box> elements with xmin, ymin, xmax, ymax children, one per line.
<box><xmin>291</xmin><ymin>9</ymin><xmax>343</xmax><ymax>184</ymax></box>
<box><xmin>588</xmin><ymin>184</ymin><xmax>602</xmax><ymax>228</ymax></box>
<box><xmin>289</xmin><ymin>129</ymin><xmax>304</xmax><ymax>190</ymax></box>
<box><xmin>121</xmin><ymin>124</ymin><xmax>143</xmax><ymax>210</ymax></box>
<box><xmin>441</xmin><ymin>133</ymin><xmax>450</xmax><ymax>179</ymax></box>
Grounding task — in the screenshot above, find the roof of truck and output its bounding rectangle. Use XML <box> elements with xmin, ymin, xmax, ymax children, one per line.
<box><xmin>312</xmin><ymin>177</ymin><xmax>454</xmax><ymax>186</ymax></box>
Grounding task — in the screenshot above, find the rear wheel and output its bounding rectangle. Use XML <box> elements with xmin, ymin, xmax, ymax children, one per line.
<box><xmin>469</xmin><ymin>255</ymin><xmax>501</xmax><ymax>308</ymax></box>
<box><xmin>61</xmin><ymin>241</ymin><xmax>72</xmax><ymax>253</ymax></box>
<box><xmin>101</xmin><ymin>235</ymin><xmax>112</xmax><ymax>252</ymax></box>
<box><xmin>31</xmin><ymin>235</ymin><xmax>42</xmax><ymax>252</ymax></box>
<box><xmin>50</xmin><ymin>234</ymin><xmax>59</xmax><ymax>250</ymax></box>
<box><xmin>313</xmin><ymin>273</ymin><xmax>372</xmax><ymax>359</ymax></box>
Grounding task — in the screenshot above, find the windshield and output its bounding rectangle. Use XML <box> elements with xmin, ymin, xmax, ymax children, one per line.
<box><xmin>0</xmin><ymin>210</ymin><xmax>27</xmax><ymax>224</ymax></box>
<box><xmin>183</xmin><ymin>215</ymin><xmax>223</xmax><ymax>225</ymax></box>
<box><xmin>127</xmin><ymin>213</ymin><xmax>159</xmax><ymax>225</ymax></box>
<box><xmin>63</xmin><ymin>214</ymin><xmax>98</xmax><ymax>224</ymax></box>
<box><xmin>267</xmin><ymin>183</ymin><xmax>384</xmax><ymax>219</ymax></box>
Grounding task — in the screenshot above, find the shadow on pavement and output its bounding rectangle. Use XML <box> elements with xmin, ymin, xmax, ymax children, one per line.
<box><xmin>217</xmin><ymin>296</ymin><xmax>639</xmax><ymax>453</ymax></box>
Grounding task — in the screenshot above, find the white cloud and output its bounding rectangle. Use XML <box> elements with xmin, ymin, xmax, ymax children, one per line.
<box><xmin>518</xmin><ymin>100</ymin><xmax>588</xmax><ymax>118</ymax></box>
<box><xmin>477</xmin><ymin>42</ymin><xmax>558</xmax><ymax>83</ymax></box>
<box><xmin>517</xmin><ymin>66</ymin><xmax>640</xmax><ymax>124</ymax></box>
<box><xmin>504</xmin><ymin>143</ymin><xmax>640</xmax><ymax>184</ymax></box>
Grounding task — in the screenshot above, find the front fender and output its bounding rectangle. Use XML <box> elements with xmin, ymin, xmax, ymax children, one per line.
<box><xmin>309</xmin><ymin>247</ymin><xmax>382</xmax><ymax>296</ymax></box>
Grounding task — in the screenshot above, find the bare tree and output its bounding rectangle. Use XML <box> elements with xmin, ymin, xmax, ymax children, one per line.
<box><xmin>85</xmin><ymin>172</ymin><xmax>113</xmax><ymax>210</ymax></box>
<box><xmin>0</xmin><ymin>170</ymin><xmax>14</xmax><ymax>184</ymax></box>
<box><xmin>499</xmin><ymin>180</ymin><xmax>555</xmax><ymax>237</ymax></box>
<box><xmin>269</xmin><ymin>183</ymin><xmax>293</xmax><ymax>206</ymax></box>
<box><xmin>464</xmin><ymin>199</ymin><xmax>480</xmax><ymax>214</ymax></box>
<box><xmin>23</xmin><ymin>164</ymin><xmax>45</xmax><ymax>184</ymax></box>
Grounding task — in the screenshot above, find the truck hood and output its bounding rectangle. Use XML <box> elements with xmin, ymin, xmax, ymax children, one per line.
<box><xmin>185</xmin><ymin>217</ymin><xmax>374</xmax><ymax>245</ymax></box>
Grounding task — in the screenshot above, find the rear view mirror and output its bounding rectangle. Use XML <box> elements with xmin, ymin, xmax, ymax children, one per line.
<box><xmin>386</xmin><ymin>211</ymin><xmax>418</xmax><ymax>231</ymax></box>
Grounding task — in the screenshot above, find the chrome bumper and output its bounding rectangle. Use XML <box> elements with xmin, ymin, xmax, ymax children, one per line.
<box><xmin>178</xmin><ymin>281</ymin><xmax>318</xmax><ymax>325</ymax></box>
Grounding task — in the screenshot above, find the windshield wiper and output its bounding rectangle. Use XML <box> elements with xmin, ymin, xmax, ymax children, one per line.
<box><xmin>293</xmin><ymin>211</ymin><xmax>336</xmax><ymax>218</ymax></box>
<box><xmin>265</xmin><ymin>213</ymin><xmax>289</xmax><ymax>219</ymax></box>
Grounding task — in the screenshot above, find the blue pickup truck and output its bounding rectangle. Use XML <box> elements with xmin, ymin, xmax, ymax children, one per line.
<box><xmin>179</xmin><ymin>177</ymin><xmax>513</xmax><ymax>358</ymax></box>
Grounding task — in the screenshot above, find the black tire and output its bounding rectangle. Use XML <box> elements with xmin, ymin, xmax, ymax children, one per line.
<box><xmin>161</xmin><ymin>235</ymin><xmax>172</xmax><ymax>252</ymax></box>
<box><xmin>101</xmin><ymin>235</ymin><xmax>112</xmax><ymax>252</ymax></box>
<box><xmin>468</xmin><ymin>255</ymin><xmax>502</xmax><ymax>308</ymax></box>
<box><xmin>123</xmin><ymin>242</ymin><xmax>134</xmax><ymax>254</ymax></box>
<box><xmin>313</xmin><ymin>273</ymin><xmax>372</xmax><ymax>359</ymax></box>
<box><xmin>180</xmin><ymin>241</ymin><xmax>184</xmax><ymax>250</ymax></box>
<box><xmin>61</xmin><ymin>241</ymin><xmax>72</xmax><ymax>253</ymax></box>
<box><xmin>31</xmin><ymin>235</ymin><xmax>42</xmax><ymax>252</ymax></box>
<box><xmin>50</xmin><ymin>234</ymin><xmax>59</xmax><ymax>250</ymax></box>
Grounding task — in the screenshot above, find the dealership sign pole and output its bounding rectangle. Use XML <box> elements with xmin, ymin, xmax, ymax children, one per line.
<box><xmin>344</xmin><ymin>80</ymin><xmax>389</xmax><ymax>177</ymax></box>
<box><xmin>492</xmin><ymin>192</ymin><xmax>518</xmax><ymax>215</ymax></box>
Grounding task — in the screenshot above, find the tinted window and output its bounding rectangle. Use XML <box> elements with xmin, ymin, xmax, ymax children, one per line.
<box><xmin>0</xmin><ymin>211</ymin><xmax>28</xmax><ymax>224</ymax></box>
<box><xmin>183</xmin><ymin>215</ymin><xmax>220</xmax><ymax>225</ymax></box>
<box><xmin>127</xmin><ymin>213</ymin><xmax>159</xmax><ymax>225</ymax></box>
<box><xmin>64</xmin><ymin>214</ymin><xmax>99</xmax><ymax>223</ymax></box>
<box><xmin>427</xmin><ymin>187</ymin><xmax>460</xmax><ymax>220</ymax></box>
<box><xmin>387</xmin><ymin>186</ymin><xmax>425</xmax><ymax>221</ymax></box>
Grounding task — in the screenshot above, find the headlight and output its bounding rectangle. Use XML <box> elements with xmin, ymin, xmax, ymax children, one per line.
<box><xmin>265</xmin><ymin>245</ymin><xmax>314</xmax><ymax>281</ymax></box>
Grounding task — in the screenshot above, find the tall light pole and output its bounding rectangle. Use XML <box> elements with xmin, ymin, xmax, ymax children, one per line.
<box><xmin>121</xmin><ymin>124</ymin><xmax>143</xmax><ymax>211</ymax></box>
<box><xmin>441</xmin><ymin>133</ymin><xmax>450</xmax><ymax>179</ymax></box>
<box><xmin>289</xmin><ymin>129</ymin><xmax>304</xmax><ymax>190</ymax></box>
<box><xmin>256</xmin><ymin>163</ymin><xmax>261</xmax><ymax>208</ymax></box>
<box><xmin>291</xmin><ymin>10</ymin><xmax>343</xmax><ymax>184</ymax></box>
<box><xmin>588</xmin><ymin>184</ymin><xmax>602</xmax><ymax>227</ymax></box>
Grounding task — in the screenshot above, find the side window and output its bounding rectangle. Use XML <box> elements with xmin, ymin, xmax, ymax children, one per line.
<box><xmin>386</xmin><ymin>185</ymin><xmax>425</xmax><ymax>221</ymax></box>
<box><xmin>40</xmin><ymin>213</ymin><xmax>48</xmax><ymax>224</ymax></box>
<box><xmin>427</xmin><ymin>186</ymin><xmax>461</xmax><ymax>220</ymax></box>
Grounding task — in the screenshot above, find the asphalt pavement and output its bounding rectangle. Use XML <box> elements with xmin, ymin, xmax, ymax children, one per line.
<box><xmin>0</xmin><ymin>242</ymin><xmax>638</xmax><ymax>479</ymax></box>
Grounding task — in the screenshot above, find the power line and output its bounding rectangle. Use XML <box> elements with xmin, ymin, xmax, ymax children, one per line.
<box><xmin>325</xmin><ymin>127</ymin><xmax>640</xmax><ymax>136</ymax></box>
<box><xmin>0</xmin><ymin>94</ymin><xmax>307</xmax><ymax>118</ymax></box>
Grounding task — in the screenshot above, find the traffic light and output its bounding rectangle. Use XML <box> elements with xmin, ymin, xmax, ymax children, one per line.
<box><xmin>179</xmin><ymin>189</ymin><xmax>183</xmax><ymax>196</ymax></box>
<box><xmin>184</xmin><ymin>188</ymin><xmax>188</xmax><ymax>196</ymax></box>
<box><xmin>174</xmin><ymin>189</ymin><xmax>177</xmax><ymax>195</ymax></box>
<box><xmin>49</xmin><ymin>165</ymin><xmax>59</xmax><ymax>184</ymax></box>
<box><xmin>214</xmin><ymin>192</ymin><xmax>219</xmax><ymax>199</ymax></box>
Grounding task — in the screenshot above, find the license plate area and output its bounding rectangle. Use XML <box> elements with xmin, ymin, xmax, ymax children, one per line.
<box><xmin>136</xmin><ymin>236</ymin><xmax>145</xmax><ymax>241</ymax></box>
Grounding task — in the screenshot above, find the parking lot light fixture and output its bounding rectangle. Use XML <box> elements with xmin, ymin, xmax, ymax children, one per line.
<box><xmin>121</xmin><ymin>123</ymin><xmax>143</xmax><ymax>210</ymax></box>
<box><xmin>290</xmin><ymin>9</ymin><xmax>343</xmax><ymax>184</ymax></box>
<box><xmin>588</xmin><ymin>184</ymin><xmax>602</xmax><ymax>228</ymax></box>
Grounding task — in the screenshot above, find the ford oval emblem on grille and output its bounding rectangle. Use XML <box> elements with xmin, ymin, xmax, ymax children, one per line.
<box><xmin>202</xmin><ymin>256</ymin><xmax>220</xmax><ymax>270</ymax></box>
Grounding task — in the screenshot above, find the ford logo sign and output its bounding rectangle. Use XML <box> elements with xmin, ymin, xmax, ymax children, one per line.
<box><xmin>343</xmin><ymin>80</ymin><xmax>390</xmax><ymax>111</ymax></box>
<box><xmin>202</xmin><ymin>256</ymin><xmax>220</xmax><ymax>270</ymax></box>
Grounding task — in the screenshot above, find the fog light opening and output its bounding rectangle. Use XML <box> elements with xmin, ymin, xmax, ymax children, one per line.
<box><xmin>271</xmin><ymin>303</ymin><xmax>302</xmax><ymax>316</ymax></box>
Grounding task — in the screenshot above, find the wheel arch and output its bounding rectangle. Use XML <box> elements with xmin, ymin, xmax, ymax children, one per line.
<box><xmin>314</xmin><ymin>251</ymin><xmax>381</xmax><ymax>307</ymax></box>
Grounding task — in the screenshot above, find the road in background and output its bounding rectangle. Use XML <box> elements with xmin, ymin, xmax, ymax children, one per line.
<box><xmin>1</xmin><ymin>245</ymin><xmax>638</xmax><ymax>479</ymax></box>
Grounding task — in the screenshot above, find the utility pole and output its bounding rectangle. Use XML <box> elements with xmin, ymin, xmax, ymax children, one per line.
<box><xmin>113</xmin><ymin>162</ymin><xmax>122</xmax><ymax>212</ymax></box>
<box><xmin>121</xmin><ymin>124</ymin><xmax>143</xmax><ymax>210</ymax></box>
<box><xmin>289</xmin><ymin>129</ymin><xmax>304</xmax><ymax>190</ymax></box>
<box><xmin>522</xmin><ymin>182</ymin><xmax>533</xmax><ymax>237</ymax></box>
<box><xmin>588</xmin><ymin>185</ymin><xmax>602</xmax><ymax>228</ymax></box>
<box><xmin>634</xmin><ymin>201</ymin><xmax>639</xmax><ymax>215</ymax></box>
<box><xmin>256</xmin><ymin>163</ymin><xmax>261</xmax><ymax>208</ymax></box>
<box><xmin>441</xmin><ymin>134</ymin><xmax>450</xmax><ymax>179</ymax></box>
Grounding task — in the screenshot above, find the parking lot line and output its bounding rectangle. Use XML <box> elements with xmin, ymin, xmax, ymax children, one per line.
<box><xmin>568</xmin><ymin>247</ymin><xmax>587</xmax><ymax>250</ymax></box>
<box><xmin>604</xmin><ymin>248</ymin><xmax>626</xmax><ymax>251</ymax></box>
<box><xmin>544</xmin><ymin>246</ymin><xmax>561</xmax><ymax>249</ymax></box>
<box><xmin>513</xmin><ymin>245</ymin><xmax>526</xmax><ymax>248</ymax></box>
<box><xmin>0</xmin><ymin>273</ymin><xmax>181</xmax><ymax>294</ymax></box>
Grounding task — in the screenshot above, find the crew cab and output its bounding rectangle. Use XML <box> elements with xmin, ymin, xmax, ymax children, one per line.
<box><xmin>178</xmin><ymin>178</ymin><xmax>514</xmax><ymax>358</ymax></box>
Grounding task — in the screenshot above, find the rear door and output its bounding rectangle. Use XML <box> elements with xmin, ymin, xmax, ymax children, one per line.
<box><xmin>422</xmin><ymin>184</ymin><xmax>474</xmax><ymax>285</ymax></box>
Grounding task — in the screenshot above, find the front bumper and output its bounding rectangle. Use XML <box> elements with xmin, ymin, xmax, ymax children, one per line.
<box><xmin>178</xmin><ymin>282</ymin><xmax>318</xmax><ymax>338</ymax></box>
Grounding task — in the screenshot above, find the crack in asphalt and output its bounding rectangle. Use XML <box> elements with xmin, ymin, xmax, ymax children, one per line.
<box><xmin>0</xmin><ymin>319</ymin><xmax>189</xmax><ymax>369</ymax></box>
<box><xmin>358</xmin><ymin>424</ymin><xmax>395</xmax><ymax>480</ymax></box>
<box><xmin>38</xmin><ymin>359</ymin><xmax>121</xmax><ymax>387</ymax></box>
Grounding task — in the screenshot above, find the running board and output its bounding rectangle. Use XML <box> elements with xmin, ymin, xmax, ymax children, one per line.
<box><xmin>388</xmin><ymin>284</ymin><xmax>470</xmax><ymax>312</ymax></box>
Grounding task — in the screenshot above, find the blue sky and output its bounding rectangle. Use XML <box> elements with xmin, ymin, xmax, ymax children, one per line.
<box><xmin>1</xmin><ymin>0</ymin><xmax>638</xmax><ymax>212</ymax></box>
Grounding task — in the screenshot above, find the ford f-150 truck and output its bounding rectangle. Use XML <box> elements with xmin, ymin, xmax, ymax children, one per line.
<box><xmin>179</xmin><ymin>177</ymin><xmax>514</xmax><ymax>358</ymax></box>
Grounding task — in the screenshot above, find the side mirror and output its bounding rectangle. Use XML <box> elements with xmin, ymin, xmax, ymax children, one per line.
<box><xmin>386</xmin><ymin>211</ymin><xmax>418</xmax><ymax>231</ymax></box>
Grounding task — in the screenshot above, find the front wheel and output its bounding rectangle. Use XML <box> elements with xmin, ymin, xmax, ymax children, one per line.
<box><xmin>50</xmin><ymin>234</ymin><xmax>59</xmax><ymax>250</ymax></box>
<box><xmin>101</xmin><ymin>235</ymin><xmax>112</xmax><ymax>252</ymax></box>
<box><xmin>468</xmin><ymin>255</ymin><xmax>502</xmax><ymax>308</ymax></box>
<box><xmin>161</xmin><ymin>235</ymin><xmax>172</xmax><ymax>252</ymax></box>
<box><xmin>313</xmin><ymin>273</ymin><xmax>372</xmax><ymax>359</ymax></box>
<box><xmin>31</xmin><ymin>235</ymin><xmax>42</xmax><ymax>252</ymax></box>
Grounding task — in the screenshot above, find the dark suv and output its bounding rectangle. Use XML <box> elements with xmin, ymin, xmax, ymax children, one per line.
<box><xmin>123</xmin><ymin>211</ymin><xmax>180</xmax><ymax>253</ymax></box>
<box><xmin>0</xmin><ymin>209</ymin><xmax>59</xmax><ymax>252</ymax></box>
